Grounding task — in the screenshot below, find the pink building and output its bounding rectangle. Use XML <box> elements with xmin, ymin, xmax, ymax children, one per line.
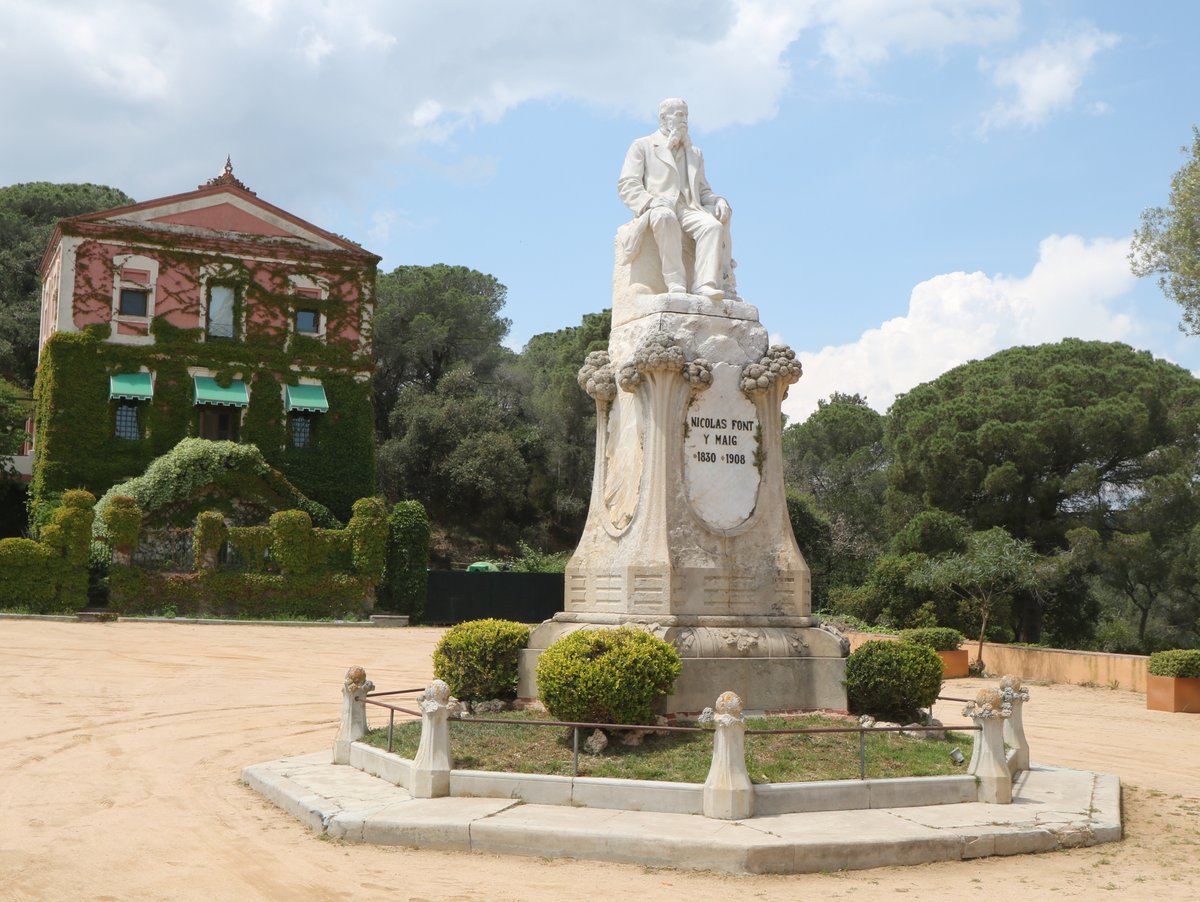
<box><xmin>32</xmin><ymin>161</ymin><xmax>381</xmax><ymax>519</ymax></box>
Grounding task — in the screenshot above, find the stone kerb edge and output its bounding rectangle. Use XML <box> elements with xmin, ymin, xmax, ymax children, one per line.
<box><xmin>342</xmin><ymin>740</ymin><xmax>989</xmax><ymax>817</ymax></box>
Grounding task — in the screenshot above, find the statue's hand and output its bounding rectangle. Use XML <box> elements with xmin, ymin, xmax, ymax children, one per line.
<box><xmin>713</xmin><ymin>197</ymin><xmax>731</xmax><ymax>223</ymax></box>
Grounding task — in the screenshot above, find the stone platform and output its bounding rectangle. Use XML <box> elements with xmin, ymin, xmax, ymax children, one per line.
<box><xmin>243</xmin><ymin>754</ymin><xmax>1121</xmax><ymax>875</ymax></box>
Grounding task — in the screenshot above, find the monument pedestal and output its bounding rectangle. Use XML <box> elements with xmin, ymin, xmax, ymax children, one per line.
<box><xmin>518</xmin><ymin>289</ymin><xmax>848</xmax><ymax>715</ymax></box>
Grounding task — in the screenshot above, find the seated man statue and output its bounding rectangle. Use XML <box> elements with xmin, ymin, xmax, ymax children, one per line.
<box><xmin>617</xmin><ymin>97</ymin><xmax>735</xmax><ymax>300</ymax></box>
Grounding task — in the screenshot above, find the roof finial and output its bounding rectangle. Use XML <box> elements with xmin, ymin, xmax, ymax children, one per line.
<box><xmin>201</xmin><ymin>156</ymin><xmax>254</xmax><ymax>194</ymax></box>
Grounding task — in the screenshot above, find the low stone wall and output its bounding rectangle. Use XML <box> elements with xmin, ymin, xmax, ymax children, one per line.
<box><xmin>846</xmin><ymin>632</ymin><xmax>1148</xmax><ymax>693</ymax></box>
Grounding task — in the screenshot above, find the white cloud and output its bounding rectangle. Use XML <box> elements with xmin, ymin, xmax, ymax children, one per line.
<box><xmin>783</xmin><ymin>234</ymin><xmax>1138</xmax><ymax>422</ymax></box>
<box><xmin>981</xmin><ymin>24</ymin><xmax>1119</xmax><ymax>130</ymax></box>
<box><xmin>809</xmin><ymin>0</ymin><xmax>1020</xmax><ymax>79</ymax></box>
<box><xmin>0</xmin><ymin>1</ymin><xmax>812</xmax><ymax>197</ymax></box>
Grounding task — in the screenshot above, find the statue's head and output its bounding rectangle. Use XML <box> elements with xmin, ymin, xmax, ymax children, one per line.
<box><xmin>658</xmin><ymin>97</ymin><xmax>688</xmax><ymax>134</ymax></box>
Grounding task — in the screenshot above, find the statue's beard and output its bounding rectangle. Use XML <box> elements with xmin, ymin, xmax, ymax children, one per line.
<box><xmin>666</xmin><ymin>126</ymin><xmax>689</xmax><ymax>152</ymax></box>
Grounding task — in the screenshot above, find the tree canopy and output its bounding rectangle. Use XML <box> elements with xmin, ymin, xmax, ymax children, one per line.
<box><xmin>886</xmin><ymin>339</ymin><xmax>1200</xmax><ymax>553</ymax></box>
<box><xmin>372</xmin><ymin>263</ymin><xmax>513</xmax><ymax>436</ymax></box>
<box><xmin>782</xmin><ymin>392</ymin><xmax>889</xmax><ymax>587</ymax></box>
<box><xmin>1130</xmin><ymin>127</ymin><xmax>1200</xmax><ymax>333</ymax></box>
<box><xmin>0</xmin><ymin>182</ymin><xmax>135</xmax><ymax>386</ymax></box>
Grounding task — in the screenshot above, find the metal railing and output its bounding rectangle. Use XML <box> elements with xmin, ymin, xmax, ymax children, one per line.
<box><xmin>362</xmin><ymin>689</ymin><xmax>980</xmax><ymax>781</ymax></box>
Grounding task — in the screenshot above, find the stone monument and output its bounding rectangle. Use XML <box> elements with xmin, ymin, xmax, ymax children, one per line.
<box><xmin>517</xmin><ymin>99</ymin><xmax>848</xmax><ymax>714</ymax></box>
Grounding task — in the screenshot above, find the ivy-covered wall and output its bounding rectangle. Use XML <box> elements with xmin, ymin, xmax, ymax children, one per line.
<box><xmin>32</xmin><ymin>328</ymin><xmax>374</xmax><ymax>521</ymax></box>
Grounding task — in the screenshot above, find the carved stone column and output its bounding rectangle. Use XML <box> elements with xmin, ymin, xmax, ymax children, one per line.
<box><xmin>332</xmin><ymin>666</ymin><xmax>374</xmax><ymax>765</ymax></box>
<box><xmin>702</xmin><ymin>691</ymin><xmax>754</xmax><ymax>819</ymax></box>
<box><xmin>411</xmin><ymin>680</ymin><xmax>454</xmax><ymax>798</ymax></box>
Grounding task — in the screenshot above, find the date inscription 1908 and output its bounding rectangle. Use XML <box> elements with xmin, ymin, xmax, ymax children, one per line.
<box><xmin>690</xmin><ymin>416</ymin><xmax>755</xmax><ymax>466</ymax></box>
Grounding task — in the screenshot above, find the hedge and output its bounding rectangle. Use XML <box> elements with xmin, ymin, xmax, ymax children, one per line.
<box><xmin>1148</xmin><ymin>649</ymin><xmax>1200</xmax><ymax>679</ymax></box>
<box><xmin>898</xmin><ymin>627</ymin><xmax>965</xmax><ymax>651</ymax></box>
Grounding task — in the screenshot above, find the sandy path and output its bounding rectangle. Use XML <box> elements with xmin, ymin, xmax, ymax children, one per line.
<box><xmin>1</xmin><ymin>621</ymin><xmax>1197</xmax><ymax>902</ymax></box>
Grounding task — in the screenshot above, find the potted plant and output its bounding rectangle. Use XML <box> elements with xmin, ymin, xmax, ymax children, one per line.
<box><xmin>1146</xmin><ymin>649</ymin><xmax>1200</xmax><ymax>713</ymax></box>
<box><xmin>899</xmin><ymin>627</ymin><xmax>969</xmax><ymax>679</ymax></box>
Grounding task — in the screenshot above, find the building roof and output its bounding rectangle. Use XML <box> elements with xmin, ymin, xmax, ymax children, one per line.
<box><xmin>39</xmin><ymin>159</ymin><xmax>380</xmax><ymax>275</ymax></box>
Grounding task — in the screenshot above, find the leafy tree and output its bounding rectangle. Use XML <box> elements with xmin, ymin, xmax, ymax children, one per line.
<box><xmin>1068</xmin><ymin>469</ymin><xmax>1200</xmax><ymax>650</ymax></box>
<box><xmin>1130</xmin><ymin>127</ymin><xmax>1200</xmax><ymax>333</ymax></box>
<box><xmin>786</xmin><ymin>490</ymin><xmax>834</xmax><ymax>610</ymax></box>
<box><xmin>377</xmin><ymin>366</ymin><xmax>532</xmax><ymax>536</ymax></box>
<box><xmin>783</xmin><ymin>392</ymin><xmax>889</xmax><ymax>587</ymax></box>
<box><xmin>0</xmin><ymin>183</ymin><xmax>135</xmax><ymax>386</ymax></box>
<box><xmin>887</xmin><ymin>339</ymin><xmax>1200</xmax><ymax>640</ymax></box>
<box><xmin>372</xmin><ymin>264</ymin><xmax>513</xmax><ymax>436</ymax></box>
<box><xmin>910</xmin><ymin>527</ymin><xmax>1040</xmax><ymax>665</ymax></box>
<box><xmin>509</xmin><ymin>310</ymin><xmax>611</xmax><ymax>541</ymax></box>
<box><xmin>890</xmin><ymin>509</ymin><xmax>968</xmax><ymax>557</ymax></box>
<box><xmin>0</xmin><ymin>377</ymin><xmax>27</xmax><ymax>472</ymax></box>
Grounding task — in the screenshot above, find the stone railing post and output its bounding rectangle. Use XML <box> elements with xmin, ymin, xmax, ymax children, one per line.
<box><xmin>702</xmin><ymin>691</ymin><xmax>753</xmax><ymax>819</ymax></box>
<box><xmin>1000</xmin><ymin>675</ymin><xmax>1031</xmax><ymax>774</ymax></box>
<box><xmin>333</xmin><ymin>666</ymin><xmax>374</xmax><ymax>765</ymax></box>
<box><xmin>962</xmin><ymin>688</ymin><xmax>1012</xmax><ymax>804</ymax></box>
<box><xmin>411</xmin><ymin>680</ymin><xmax>453</xmax><ymax>798</ymax></box>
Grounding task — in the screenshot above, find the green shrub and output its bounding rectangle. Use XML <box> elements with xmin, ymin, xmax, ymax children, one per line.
<box><xmin>508</xmin><ymin>540</ymin><xmax>569</xmax><ymax>573</ymax></box>
<box><xmin>269</xmin><ymin>509</ymin><xmax>320</xmax><ymax>575</ymax></box>
<box><xmin>92</xmin><ymin>438</ymin><xmax>339</xmax><ymax>539</ymax></box>
<box><xmin>898</xmin><ymin>627</ymin><xmax>965</xmax><ymax>651</ymax></box>
<box><xmin>0</xmin><ymin>538</ymin><xmax>58</xmax><ymax>609</ymax></box>
<box><xmin>1148</xmin><ymin>649</ymin><xmax>1200</xmax><ymax>679</ymax></box>
<box><xmin>348</xmin><ymin>496</ymin><xmax>388</xmax><ymax>583</ymax></box>
<box><xmin>227</xmin><ymin>525</ymin><xmax>271</xmax><ymax>572</ymax></box>
<box><xmin>194</xmin><ymin>511</ymin><xmax>227</xmax><ymax>571</ymax></box>
<box><xmin>433</xmin><ymin>619</ymin><xmax>531</xmax><ymax>701</ymax></box>
<box><xmin>536</xmin><ymin>627</ymin><xmax>682</xmax><ymax>725</ymax></box>
<box><xmin>382</xmin><ymin>500</ymin><xmax>431</xmax><ymax>618</ymax></box>
<box><xmin>845</xmin><ymin>639</ymin><xmax>943</xmax><ymax>723</ymax></box>
<box><xmin>43</xmin><ymin>489</ymin><xmax>96</xmax><ymax>569</ymax></box>
<box><xmin>101</xmin><ymin>495</ymin><xmax>142</xmax><ymax>553</ymax></box>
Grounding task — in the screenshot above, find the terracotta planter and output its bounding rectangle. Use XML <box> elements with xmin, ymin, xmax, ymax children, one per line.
<box><xmin>937</xmin><ymin>649</ymin><xmax>970</xmax><ymax>679</ymax></box>
<box><xmin>1146</xmin><ymin>674</ymin><xmax>1200</xmax><ymax>713</ymax></box>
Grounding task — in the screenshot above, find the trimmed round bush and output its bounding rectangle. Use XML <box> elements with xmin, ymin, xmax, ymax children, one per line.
<box><xmin>1148</xmin><ymin>649</ymin><xmax>1200</xmax><ymax>679</ymax></box>
<box><xmin>845</xmin><ymin>639</ymin><xmax>943</xmax><ymax>723</ymax></box>
<box><xmin>433</xmin><ymin>619</ymin><xmax>531</xmax><ymax>701</ymax></box>
<box><xmin>536</xmin><ymin>627</ymin><xmax>681</xmax><ymax>725</ymax></box>
<box><xmin>898</xmin><ymin>627</ymin><xmax>965</xmax><ymax>651</ymax></box>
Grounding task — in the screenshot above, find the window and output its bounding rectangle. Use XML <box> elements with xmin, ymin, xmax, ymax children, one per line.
<box><xmin>111</xmin><ymin>258</ymin><xmax>156</xmax><ymax>332</ymax></box>
<box><xmin>207</xmin><ymin>285</ymin><xmax>236</xmax><ymax>339</ymax></box>
<box><xmin>115</xmin><ymin>402</ymin><xmax>140</xmax><ymax>440</ymax></box>
<box><xmin>198</xmin><ymin>406</ymin><xmax>239</xmax><ymax>441</ymax></box>
<box><xmin>290</xmin><ymin>413</ymin><xmax>312</xmax><ymax>448</ymax></box>
<box><xmin>294</xmin><ymin>309</ymin><xmax>319</xmax><ymax>334</ymax></box>
<box><xmin>119</xmin><ymin>288</ymin><xmax>148</xmax><ymax>317</ymax></box>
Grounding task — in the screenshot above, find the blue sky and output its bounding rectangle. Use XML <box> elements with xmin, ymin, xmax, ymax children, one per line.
<box><xmin>2</xmin><ymin>0</ymin><xmax>1197</xmax><ymax>421</ymax></box>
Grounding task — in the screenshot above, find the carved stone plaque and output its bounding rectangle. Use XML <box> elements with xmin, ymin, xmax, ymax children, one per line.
<box><xmin>683</xmin><ymin>362</ymin><xmax>760</xmax><ymax>531</ymax></box>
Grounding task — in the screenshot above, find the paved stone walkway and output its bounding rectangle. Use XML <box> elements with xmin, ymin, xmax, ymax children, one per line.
<box><xmin>244</xmin><ymin>753</ymin><xmax>1121</xmax><ymax>874</ymax></box>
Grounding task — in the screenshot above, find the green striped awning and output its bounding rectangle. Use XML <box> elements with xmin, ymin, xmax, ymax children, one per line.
<box><xmin>284</xmin><ymin>383</ymin><xmax>329</xmax><ymax>413</ymax></box>
<box><xmin>193</xmin><ymin>375</ymin><xmax>249</xmax><ymax>408</ymax></box>
<box><xmin>109</xmin><ymin>372</ymin><xmax>153</xmax><ymax>401</ymax></box>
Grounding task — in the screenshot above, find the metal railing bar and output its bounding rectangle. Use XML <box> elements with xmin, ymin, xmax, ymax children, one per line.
<box><xmin>365</xmin><ymin>688</ymin><xmax>426</xmax><ymax>698</ymax></box>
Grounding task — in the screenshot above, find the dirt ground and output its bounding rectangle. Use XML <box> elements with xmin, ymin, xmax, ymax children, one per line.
<box><xmin>1</xmin><ymin>620</ymin><xmax>1198</xmax><ymax>902</ymax></box>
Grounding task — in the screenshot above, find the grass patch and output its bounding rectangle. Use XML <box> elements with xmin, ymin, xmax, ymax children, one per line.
<box><xmin>361</xmin><ymin>711</ymin><xmax>974</xmax><ymax>784</ymax></box>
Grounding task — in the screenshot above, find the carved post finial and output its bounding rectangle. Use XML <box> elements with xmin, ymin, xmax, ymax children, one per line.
<box><xmin>702</xmin><ymin>690</ymin><xmax>753</xmax><ymax>819</ymax></box>
<box><xmin>333</xmin><ymin>665</ymin><xmax>374</xmax><ymax>765</ymax></box>
<box><xmin>962</xmin><ymin>688</ymin><xmax>1013</xmax><ymax>804</ymax></box>
<box><xmin>999</xmin><ymin>675</ymin><xmax>1031</xmax><ymax>774</ymax></box>
<box><xmin>411</xmin><ymin>679</ymin><xmax>454</xmax><ymax>798</ymax></box>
